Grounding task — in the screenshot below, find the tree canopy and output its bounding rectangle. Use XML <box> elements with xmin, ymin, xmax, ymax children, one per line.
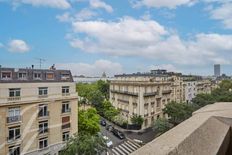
<box><xmin>153</xmin><ymin>118</ymin><xmax>173</xmax><ymax>135</ymax></box>
<box><xmin>60</xmin><ymin>133</ymin><xmax>106</xmax><ymax>155</ymax></box>
<box><xmin>130</xmin><ymin>115</ymin><xmax>144</xmax><ymax>126</ymax></box>
<box><xmin>163</xmin><ymin>101</ymin><xmax>195</xmax><ymax>125</ymax></box>
<box><xmin>78</xmin><ymin>108</ymin><xmax>101</xmax><ymax>135</ymax></box>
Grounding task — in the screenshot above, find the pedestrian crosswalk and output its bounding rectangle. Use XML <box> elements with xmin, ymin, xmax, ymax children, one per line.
<box><xmin>111</xmin><ymin>140</ymin><xmax>141</xmax><ymax>155</ymax></box>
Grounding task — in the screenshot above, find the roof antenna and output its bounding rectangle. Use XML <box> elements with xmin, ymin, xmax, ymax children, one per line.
<box><xmin>35</xmin><ymin>58</ymin><xmax>46</xmax><ymax>69</ymax></box>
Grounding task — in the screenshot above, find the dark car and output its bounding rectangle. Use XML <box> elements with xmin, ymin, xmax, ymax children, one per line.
<box><xmin>100</xmin><ymin>119</ymin><xmax>107</xmax><ymax>126</ymax></box>
<box><xmin>106</xmin><ymin>125</ymin><xmax>114</xmax><ymax>131</ymax></box>
<box><xmin>112</xmin><ymin>129</ymin><xmax>125</xmax><ymax>139</ymax></box>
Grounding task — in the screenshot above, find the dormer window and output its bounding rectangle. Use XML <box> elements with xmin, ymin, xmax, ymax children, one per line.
<box><xmin>18</xmin><ymin>72</ymin><xmax>27</xmax><ymax>80</ymax></box>
<box><xmin>61</xmin><ymin>73</ymin><xmax>70</xmax><ymax>80</ymax></box>
<box><xmin>46</xmin><ymin>73</ymin><xmax>54</xmax><ymax>80</ymax></box>
<box><xmin>1</xmin><ymin>71</ymin><xmax>12</xmax><ymax>80</ymax></box>
<box><xmin>34</xmin><ymin>72</ymin><xmax>42</xmax><ymax>80</ymax></box>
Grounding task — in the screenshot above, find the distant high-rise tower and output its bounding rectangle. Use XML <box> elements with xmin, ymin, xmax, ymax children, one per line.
<box><xmin>214</xmin><ymin>64</ymin><xmax>221</xmax><ymax>77</ymax></box>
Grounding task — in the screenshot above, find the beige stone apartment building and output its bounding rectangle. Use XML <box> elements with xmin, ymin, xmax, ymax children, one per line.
<box><xmin>110</xmin><ymin>70</ymin><xmax>182</xmax><ymax>129</ymax></box>
<box><xmin>0</xmin><ymin>67</ymin><xmax>78</xmax><ymax>155</ymax></box>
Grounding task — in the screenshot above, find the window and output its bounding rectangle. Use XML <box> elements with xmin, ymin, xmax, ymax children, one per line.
<box><xmin>18</xmin><ymin>72</ymin><xmax>27</xmax><ymax>80</ymax></box>
<box><xmin>8</xmin><ymin>127</ymin><xmax>20</xmax><ymax>142</ymax></box>
<box><xmin>62</xmin><ymin>116</ymin><xmax>70</xmax><ymax>129</ymax></box>
<box><xmin>46</xmin><ymin>73</ymin><xmax>54</xmax><ymax>80</ymax></box>
<box><xmin>62</xmin><ymin>102</ymin><xmax>70</xmax><ymax>113</ymax></box>
<box><xmin>39</xmin><ymin>121</ymin><xmax>48</xmax><ymax>134</ymax></box>
<box><xmin>39</xmin><ymin>137</ymin><xmax>48</xmax><ymax>149</ymax></box>
<box><xmin>38</xmin><ymin>104</ymin><xmax>48</xmax><ymax>117</ymax></box>
<box><xmin>157</xmin><ymin>99</ymin><xmax>161</xmax><ymax>108</ymax></box>
<box><xmin>8</xmin><ymin>107</ymin><xmax>21</xmax><ymax>123</ymax></box>
<box><xmin>9</xmin><ymin>146</ymin><xmax>20</xmax><ymax>155</ymax></box>
<box><xmin>34</xmin><ymin>72</ymin><xmax>42</xmax><ymax>79</ymax></box>
<box><xmin>61</xmin><ymin>74</ymin><xmax>70</xmax><ymax>80</ymax></box>
<box><xmin>62</xmin><ymin>132</ymin><xmax>70</xmax><ymax>141</ymax></box>
<box><xmin>9</xmin><ymin>88</ymin><xmax>20</xmax><ymax>97</ymax></box>
<box><xmin>62</xmin><ymin>86</ymin><xmax>69</xmax><ymax>94</ymax></box>
<box><xmin>38</xmin><ymin>87</ymin><xmax>48</xmax><ymax>96</ymax></box>
<box><xmin>1</xmin><ymin>71</ymin><xmax>12</xmax><ymax>79</ymax></box>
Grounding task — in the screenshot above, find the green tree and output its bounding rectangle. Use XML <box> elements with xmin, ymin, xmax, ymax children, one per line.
<box><xmin>97</xmin><ymin>80</ymin><xmax>110</xmax><ymax>99</ymax></box>
<box><xmin>60</xmin><ymin>133</ymin><xmax>106</xmax><ymax>155</ymax></box>
<box><xmin>192</xmin><ymin>93</ymin><xmax>216</xmax><ymax>108</ymax></box>
<box><xmin>87</xmin><ymin>90</ymin><xmax>104</xmax><ymax>106</ymax></box>
<box><xmin>163</xmin><ymin>101</ymin><xmax>194</xmax><ymax>125</ymax></box>
<box><xmin>130</xmin><ymin>115</ymin><xmax>144</xmax><ymax>126</ymax></box>
<box><xmin>101</xmin><ymin>100</ymin><xmax>119</xmax><ymax>120</ymax></box>
<box><xmin>153</xmin><ymin>118</ymin><xmax>173</xmax><ymax>135</ymax></box>
<box><xmin>78</xmin><ymin>108</ymin><xmax>100</xmax><ymax>135</ymax></box>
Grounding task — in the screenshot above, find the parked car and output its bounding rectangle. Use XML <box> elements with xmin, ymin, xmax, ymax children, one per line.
<box><xmin>100</xmin><ymin>119</ymin><xmax>107</xmax><ymax>126</ymax></box>
<box><xmin>112</xmin><ymin>129</ymin><xmax>125</xmax><ymax>139</ymax></box>
<box><xmin>106</xmin><ymin>125</ymin><xmax>114</xmax><ymax>131</ymax></box>
<box><xmin>103</xmin><ymin>136</ymin><xmax>113</xmax><ymax>148</ymax></box>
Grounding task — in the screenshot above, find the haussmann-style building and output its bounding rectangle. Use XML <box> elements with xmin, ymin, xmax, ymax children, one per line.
<box><xmin>0</xmin><ymin>67</ymin><xmax>78</xmax><ymax>155</ymax></box>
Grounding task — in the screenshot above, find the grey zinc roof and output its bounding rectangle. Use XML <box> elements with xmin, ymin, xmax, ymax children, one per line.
<box><xmin>0</xmin><ymin>68</ymin><xmax>74</xmax><ymax>83</ymax></box>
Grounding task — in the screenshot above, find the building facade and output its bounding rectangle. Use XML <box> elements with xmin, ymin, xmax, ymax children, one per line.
<box><xmin>0</xmin><ymin>68</ymin><xmax>78</xmax><ymax>155</ymax></box>
<box><xmin>184</xmin><ymin>81</ymin><xmax>197</xmax><ymax>103</ymax></box>
<box><xmin>110</xmin><ymin>70</ymin><xmax>182</xmax><ymax>129</ymax></box>
<box><xmin>214</xmin><ymin>64</ymin><xmax>221</xmax><ymax>77</ymax></box>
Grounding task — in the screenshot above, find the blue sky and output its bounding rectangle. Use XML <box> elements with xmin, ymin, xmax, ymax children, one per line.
<box><xmin>0</xmin><ymin>0</ymin><xmax>232</xmax><ymax>76</ymax></box>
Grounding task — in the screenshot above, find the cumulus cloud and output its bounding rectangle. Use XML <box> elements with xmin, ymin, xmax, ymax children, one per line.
<box><xmin>12</xmin><ymin>0</ymin><xmax>71</xmax><ymax>9</ymax></box>
<box><xmin>8</xmin><ymin>39</ymin><xmax>30</xmax><ymax>53</ymax></box>
<box><xmin>130</xmin><ymin>0</ymin><xmax>197</xmax><ymax>9</ymax></box>
<box><xmin>208</xmin><ymin>2</ymin><xmax>232</xmax><ymax>29</ymax></box>
<box><xmin>89</xmin><ymin>0</ymin><xmax>113</xmax><ymax>13</ymax></box>
<box><xmin>56</xmin><ymin>59</ymin><xmax>123</xmax><ymax>76</ymax></box>
<box><xmin>68</xmin><ymin>17</ymin><xmax>232</xmax><ymax>65</ymax></box>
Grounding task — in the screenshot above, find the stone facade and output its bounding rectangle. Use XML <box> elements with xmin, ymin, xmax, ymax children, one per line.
<box><xmin>110</xmin><ymin>70</ymin><xmax>183</xmax><ymax>129</ymax></box>
<box><xmin>0</xmin><ymin>68</ymin><xmax>78</xmax><ymax>155</ymax></box>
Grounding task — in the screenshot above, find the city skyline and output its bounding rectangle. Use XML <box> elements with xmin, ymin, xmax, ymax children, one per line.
<box><xmin>0</xmin><ymin>0</ymin><xmax>232</xmax><ymax>76</ymax></box>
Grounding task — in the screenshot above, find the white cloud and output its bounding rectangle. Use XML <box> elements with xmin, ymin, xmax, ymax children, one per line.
<box><xmin>8</xmin><ymin>39</ymin><xmax>30</xmax><ymax>53</ymax></box>
<box><xmin>131</xmin><ymin>0</ymin><xmax>197</xmax><ymax>9</ymax></box>
<box><xmin>56</xmin><ymin>9</ymin><xmax>97</xmax><ymax>22</ymax></box>
<box><xmin>208</xmin><ymin>2</ymin><xmax>232</xmax><ymax>29</ymax></box>
<box><xmin>56</xmin><ymin>59</ymin><xmax>123</xmax><ymax>76</ymax></box>
<box><xmin>68</xmin><ymin>17</ymin><xmax>232</xmax><ymax>65</ymax></box>
<box><xmin>13</xmin><ymin>0</ymin><xmax>71</xmax><ymax>9</ymax></box>
<box><xmin>89</xmin><ymin>0</ymin><xmax>113</xmax><ymax>13</ymax></box>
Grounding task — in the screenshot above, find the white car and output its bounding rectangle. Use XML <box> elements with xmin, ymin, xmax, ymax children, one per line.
<box><xmin>103</xmin><ymin>136</ymin><xmax>113</xmax><ymax>148</ymax></box>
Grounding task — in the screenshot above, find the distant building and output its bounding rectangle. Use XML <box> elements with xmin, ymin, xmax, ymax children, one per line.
<box><xmin>110</xmin><ymin>70</ymin><xmax>184</xmax><ymax>129</ymax></box>
<box><xmin>214</xmin><ymin>64</ymin><xmax>221</xmax><ymax>77</ymax></box>
<box><xmin>0</xmin><ymin>67</ymin><xmax>78</xmax><ymax>155</ymax></box>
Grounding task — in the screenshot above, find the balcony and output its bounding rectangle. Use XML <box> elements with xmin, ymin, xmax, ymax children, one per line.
<box><xmin>110</xmin><ymin>90</ymin><xmax>138</xmax><ymax>96</ymax></box>
<box><xmin>7</xmin><ymin>135</ymin><xmax>21</xmax><ymax>143</ymax></box>
<box><xmin>7</xmin><ymin>116</ymin><xmax>21</xmax><ymax>123</ymax></box>
<box><xmin>143</xmin><ymin>92</ymin><xmax>158</xmax><ymax>97</ymax></box>
<box><xmin>38</xmin><ymin>111</ymin><xmax>49</xmax><ymax>118</ymax></box>
<box><xmin>62</xmin><ymin>108</ymin><xmax>71</xmax><ymax>114</ymax></box>
<box><xmin>38</xmin><ymin>95</ymin><xmax>48</xmax><ymax>98</ymax></box>
<box><xmin>62</xmin><ymin>93</ymin><xmax>70</xmax><ymax>96</ymax></box>
<box><xmin>62</xmin><ymin>123</ymin><xmax>71</xmax><ymax>130</ymax></box>
<box><xmin>8</xmin><ymin>96</ymin><xmax>21</xmax><ymax>101</ymax></box>
<box><xmin>162</xmin><ymin>90</ymin><xmax>172</xmax><ymax>95</ymax></box>
<box><xmin>144</xmin><ymin>114</ymin><xmax>149</xmax><ymax>117</ymax></box>
<box><xmin>117</xmin><ymin>99</ymin><xmax>129</xmax><ymax>104</ymax></box>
